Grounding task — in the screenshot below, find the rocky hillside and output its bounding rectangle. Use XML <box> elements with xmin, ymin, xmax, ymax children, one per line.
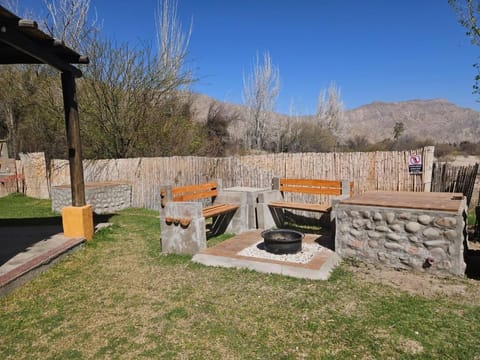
<box><xmin>343</xmin><ymin>99</ymin><xmax>480</xmax><ymax>143</ymax></box>
<box><xmin>189</xmin><ymin>94</ymin><xmax>480</xmax><ymax>144</ymax></box>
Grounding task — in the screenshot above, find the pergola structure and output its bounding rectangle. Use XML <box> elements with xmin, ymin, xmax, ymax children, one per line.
<box><xmin>0</xmin><ymin>5</ymin><xmax>93</xmax><ymax>239</ymax></box>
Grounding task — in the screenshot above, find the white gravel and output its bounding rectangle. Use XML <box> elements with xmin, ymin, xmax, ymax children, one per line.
<box><xmin>237</xmin><ymin>241</ymin><xmax>325</xmax><ymax>264</ymax></box>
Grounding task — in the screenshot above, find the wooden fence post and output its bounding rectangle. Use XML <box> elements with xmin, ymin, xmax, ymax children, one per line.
<box><xmin>422</xmin><ymin>146</ymin><xmax>435</xmax><ymax>192</ymax></box>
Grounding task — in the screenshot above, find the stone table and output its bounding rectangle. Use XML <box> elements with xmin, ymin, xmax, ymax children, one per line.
<box><xmin>223</xmin><ymin>187</ymin><xmax>270</xmax><ymax>231</ymax></box>
<box><xmin>335</xmin><ymin>191</ymin><xmax>467</xmax><ymax>276</ymax></box>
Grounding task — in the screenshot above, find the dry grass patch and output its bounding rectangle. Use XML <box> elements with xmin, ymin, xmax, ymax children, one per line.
<box><xmin>1</xmin><ymin>202</ymin><xmax>480</xmax><ymax>359</ymax></box>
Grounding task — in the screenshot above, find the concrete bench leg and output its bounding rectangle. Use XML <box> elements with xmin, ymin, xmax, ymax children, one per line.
<box><xmin>214</xmin><ymin>191</ymin><xmax>248</xmax><ymax>234</ymax></box>
<box><xmin>160</xmin><ymin>202</ymin><xmax>206</xmax><ymax>255</ymax></box>
<box><xmin>257</xmin><ymin>190</ymin><xmax>283</xmax><ymax>229</ymax></box>
<box><xmin>210</xmin><ymin>211</ymin><xmax>236</xmax><ymax>237</ymax></box>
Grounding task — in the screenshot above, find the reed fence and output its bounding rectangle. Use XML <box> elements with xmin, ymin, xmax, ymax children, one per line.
<box><xmin>44</xmin><ymin>146</ymin><xmax>434</xmax><ymax>210</ymax></box>
<box><xmin>431</xmin><ymin>162</ymin><xmax>479</xmax><ymax>207</ymax></box>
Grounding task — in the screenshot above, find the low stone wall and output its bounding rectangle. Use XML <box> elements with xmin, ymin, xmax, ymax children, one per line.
<box><xmin>52</xmin><ymin>182</ymin><xmax>132</xmax><ymax>214</ymax></box>
<box><xmin>0</xmin><ymin>158</ymin><xmax>18</xmax><ymax>197</ymax></box>
<box><xmin>335</xmin><ymin>200</ymin><xmax>468</xmax><ymax>277</ymax></box>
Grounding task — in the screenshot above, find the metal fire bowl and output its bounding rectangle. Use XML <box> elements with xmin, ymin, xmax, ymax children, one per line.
<box><xmin>261</xmin><ymin>229</ymin><xmax>304</xmax><ymax>255</ymax></box>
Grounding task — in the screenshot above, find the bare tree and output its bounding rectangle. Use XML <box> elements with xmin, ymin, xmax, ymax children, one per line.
<box><xmin>243</xmin><ymin>51</ymin><xmax>280</xmax><ymax>150</ymax></box>
<box><xmin>79</xmin><ymin>0</ymin><xmax>197</xmax><ymax>158</ymax></box>
<box><xmin>0</xmin><ymin>67</ymin><xmax>24</xmax><ymax>156</ymax></box>
<box><xmin>315</xmin><ymin>82</ymin><xmax>344</xmax><ymax>137</ymax></box>
<box><xmin>0</xmin><ymin>0</ymin><xmax>18</xmax><ymax>13</ymax></box>
<box><xmin>42</xmin><ymin>0</ymin><xmax>99</xmax><ymax>52</ymax></box>
<box><xmin>0</xmin><ymin>0</ymin><xmax>100</xmax><ymax>159</ymax></box>
<box><xmin>155</xmin><ymin>0</ymin><xmax>194</xmax><ymax>91</ymax></box>
<box><xmin>0</xmin><ymin>0</ymin><xmax>198</xmax><ymax>159</ymax></box>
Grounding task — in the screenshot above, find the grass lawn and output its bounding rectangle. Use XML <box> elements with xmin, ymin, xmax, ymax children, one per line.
<box><xmin>1</xmin><ymin>194</ymin><xmax>480</xmax><ymax>359</ymax></box>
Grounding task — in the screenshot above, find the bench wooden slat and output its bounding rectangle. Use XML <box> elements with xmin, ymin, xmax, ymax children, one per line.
<box><xmin>172</xmin><ymin>182</ymin><xmax>218</xmax><ymax>194</ymax></box>
<box><xmin>269</xmin><ymin>201</ymin><xmax>331</xmax><ymax>213</ymax></box>
<box><xmin>280</xmin><ymin>179</ymin><xmax>341</xmax><ymax>187</ymax></box>
<box><xmin>280</xmin><ymin>186</ymin><xmax>342</xmax><ymax>196</ymax></box>
<box><xmin>202</xmin><ymin>204</ymin><xmax>238</xmax><ymax>218</ymax></box>
<box><xmin>174</xmin><ymin>189</ymin><xmax>217</xmax><ymax>201</ymax></box>
<box><xmin>171</xmin><ymin>182</ymin><xmax>218</xmax><ymax>202</ymax></box>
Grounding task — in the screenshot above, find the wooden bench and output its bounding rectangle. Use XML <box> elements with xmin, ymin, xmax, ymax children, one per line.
<box><xmin>257</xmin><ymin>177</ymin><xmax>354</xmax><ymax>229</ymax></box>
<box><xmin>160</xmin><ymin>181</ymin><xmax>239</xmax><ymax>237</ymax></box>
<box><xmin>269</xmin><ymin>178</ymin><xmax>354</xmax><ymax>213</ymax></box>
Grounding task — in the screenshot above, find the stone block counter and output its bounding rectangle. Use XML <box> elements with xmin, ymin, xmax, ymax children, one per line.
<box><xmin>52</xmin><ymin>182</ymin><xmax>132</xmax><ymax>214</ymax></box>
<box><xmin>335</xmin><ymin>191</ymin><xmax>467</xmax><ymax>277</ymax></box>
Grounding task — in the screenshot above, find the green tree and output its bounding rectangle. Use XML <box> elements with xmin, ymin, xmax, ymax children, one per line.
<box><xmin>449</xmin><ymin>0</ymin><xmax>480</xmax><ymax>94</ymax></box>
<box><xmin>393</xmin><ymin>121</ymin><xmax>405</xmax><ymax>140</ymax></box>
<box><xmin>199</xmin><ymin>103</ymin><xmax>234</xmax><ymax>156</ymax></box>
<box><xmin>282</xmin><ymin>121</ymin><xmax>336</xmax><ymax>153</ymax></box>
<box><xmin>345</xmin><ymin>135</ymin><xmax>371</xmax><ymax>152</ymax></box>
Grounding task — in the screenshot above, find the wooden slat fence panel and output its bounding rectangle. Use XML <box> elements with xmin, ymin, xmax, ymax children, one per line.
<box><xmin>431</xmin><ymin>162</ymin><xmax>479</xmax><ymax>207</ymax></box>
<box><xmin>41</xmin><ymin>146</ymin><xmax>436</xmax><ymax>210</ymax></box>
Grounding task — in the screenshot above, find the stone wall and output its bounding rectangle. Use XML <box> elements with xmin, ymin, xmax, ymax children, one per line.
<box><xmin>52</xmin><ymin>182</ymin><xmax>132</xmax><ymax>214</ymax></box>
<box><xmin>19</xmin><ymin>152</ymin><xmax>49</xmax><ymax>199</ymax></box>
<box><xmin>335</xmin><ymin>201</ymin><xmax>468</xmax><ymax>277</ymax></box>
<box><xmin>0</xmin><ymin>158</ymin><xmax>18</xmax><ymax>197</ymax></box>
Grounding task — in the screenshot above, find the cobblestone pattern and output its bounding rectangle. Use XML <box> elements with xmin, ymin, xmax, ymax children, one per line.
<box><xmin>52</xmin><ymin>183</ymin><xmax>132</xmax><ymax>214</ymax></box>
<box><xmin>335</xmin><ymin>203</ymin><xmax>467</xmax><ymax>276</ymax></box>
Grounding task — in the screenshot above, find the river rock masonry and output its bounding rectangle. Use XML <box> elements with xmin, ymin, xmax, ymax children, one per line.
<box><xmin>334</xmin><ymin>191</ymin><xmax>467</xmax><ymax>277</ymax></box>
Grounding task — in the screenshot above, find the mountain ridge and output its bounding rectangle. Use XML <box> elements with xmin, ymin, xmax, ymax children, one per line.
<box><xmin>188</xmin><ymin>94</ymin><xmax>480</xmax><ymax>144</ymax></box>
<box><xmin>343</xmin><ymin>98</ymin><xmax>480</xmax><ymax>143</ymax></box>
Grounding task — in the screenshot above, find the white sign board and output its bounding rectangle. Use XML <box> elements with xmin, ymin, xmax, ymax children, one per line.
<box><xmin>408</xmin><ymin>154</ymin><xmax>422</xmax><ymax>174</ymax></box>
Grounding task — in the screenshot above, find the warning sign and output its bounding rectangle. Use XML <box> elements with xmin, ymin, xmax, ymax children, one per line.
<box><xmin>408</xmin><ymin>154</ymin><xmax>422</xmax><ymax>174</ymax></box>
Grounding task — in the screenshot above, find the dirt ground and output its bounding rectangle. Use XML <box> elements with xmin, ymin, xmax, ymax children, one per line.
<box><xmin>346</xmin><ymin>231</ymin><xmax>480</xmax><ymax>303</ymax></box>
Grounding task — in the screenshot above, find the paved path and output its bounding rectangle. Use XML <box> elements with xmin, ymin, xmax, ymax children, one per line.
<box><xmin>0</xmin><ymin>225</ymin><xmax>85</xmax><ymax>296</ymax></box>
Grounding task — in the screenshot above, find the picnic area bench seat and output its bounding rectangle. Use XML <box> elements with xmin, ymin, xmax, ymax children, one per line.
<box><xmin>269</xmin><ymin>178</ymin><xmax>354</xmax><ymax>213</ymax></box>
<box><xmin>257</xmin><ymin>177</ymin><xmax>354</xmax><ymax>229</ymax></box>
<box><xmin>268</xmin><ymin>201</ymin><xmax>332</xmax><ymax>213</ymax></box>
<box><xmin>160</xmin><ymin>181</ymin><xmax>246</xmax><ymax>255</ymax></box>
<box><xmin>202</xmin><ymin>203</ymin><xmax>239</xmax><ymax>218</ymax></box>
<box><xmin>161</xmin><ymin>181</ymin><xmax>239</xmax><ymax>221</ymax></box>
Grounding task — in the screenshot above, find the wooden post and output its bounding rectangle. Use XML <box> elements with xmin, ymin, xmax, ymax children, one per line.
<box><xmin>61</xmin><ymin>71</ymin><xmax>86</xmax><ymax>206</ymax></box>
<box><xmin>422</xmin><ymin>146</ymin><xmax>435</xmax><ymax>192</ymax></box>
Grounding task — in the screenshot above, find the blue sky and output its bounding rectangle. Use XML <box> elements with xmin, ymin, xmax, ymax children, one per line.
<box><xmin>18</xmin><ymin>0</ymin><xmax>480</xmax><ymax>114</ymax></box>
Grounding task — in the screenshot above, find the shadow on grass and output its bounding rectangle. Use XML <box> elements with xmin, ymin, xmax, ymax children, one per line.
<box><xmin>0</xmin><ymin>214</ymin><xmax>114</xmax><ymax>266</ymax></box>
<box><xmin>465</xmin><ymin>247</ymin><xmax>480</xmax><ymax>280</ymax></box>
<box><xmin>278</xmin><ymin>211</ymin><xmax>335</xmax><ymax>250</ymax></box>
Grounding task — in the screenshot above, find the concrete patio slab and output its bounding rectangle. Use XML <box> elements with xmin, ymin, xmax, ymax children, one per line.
<box><xmin>0</xmin><ymin>226</ymin><xmax>85</xmax><ymax>297</ymax></box>
<box><xmin>192</xmin><ymin>229</ymin><xmax>341</xmax><ymax>280</ymax></box>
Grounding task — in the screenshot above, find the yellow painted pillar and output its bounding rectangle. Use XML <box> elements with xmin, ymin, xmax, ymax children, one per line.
<box><xmin>61</xmin><ymin>205</ymin><xmax>94</xmax><ymax>240</ymax></box>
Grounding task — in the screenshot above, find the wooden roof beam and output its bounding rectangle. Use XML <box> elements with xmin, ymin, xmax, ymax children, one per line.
<box><xmin>0</xmin><ymin>22</ymin><xmax>82</xmax><ymax>77</ymax></box>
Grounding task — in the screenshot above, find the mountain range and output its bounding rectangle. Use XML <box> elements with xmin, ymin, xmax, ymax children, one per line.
<box><xmin>343</xmin><ymin>99</ymin><xmax>480</xmax><ymax>144</ymax></box>
<box><xmin>189</xmin><ymin>95</ymin><xmax>480</xmax><ymax>144</ymax></box>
